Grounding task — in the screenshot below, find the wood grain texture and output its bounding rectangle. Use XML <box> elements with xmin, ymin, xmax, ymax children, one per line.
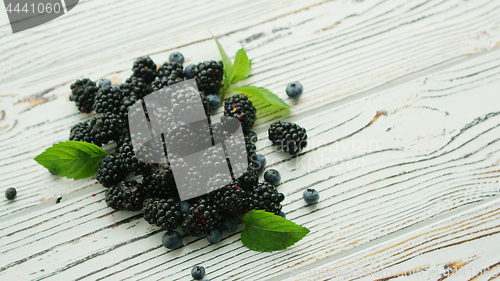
<box><xmin>1</xmin><ymin>0</ymin><xmax>500</xmax><ymax>280</ymax></box>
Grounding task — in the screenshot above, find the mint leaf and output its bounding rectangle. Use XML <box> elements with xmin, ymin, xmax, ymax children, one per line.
<box><xmin>229</xmin><ymin>48</ymin><xmax>252</xmax><ymax>83</ymax></box>
<box><xmin>212</xmin><ymin>35</ymin><xmax>233</xmax><ymax>89</ymax></box>
<box><xmin>34</xmin><ymin>141</ymin><xmax>107</xmax><ymax>179</ymax></box>
<box><xmin>229</xmin><ymin>86</ymin><xmax>290</xmax><ymax>109</ymax></box>
<box><xmin>241</xmin><ymin>210</ymin><xmax>310</xmax><ymax>252</ymax></box>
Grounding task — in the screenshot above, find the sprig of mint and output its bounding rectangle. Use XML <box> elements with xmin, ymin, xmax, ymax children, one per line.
<box><xmin>34</xmin><ymin>141</ymin><xmax>108</xmax><ymax>179</ymax></box>
<box><xmin>241</xmin><ymin>210</ymin><xmax>310</xmax><ymax>252</ymax></box>
<box><xmin>212</xmin><ymin>35</ymin><xmax>289</xmax><ymax>109</ymax></box>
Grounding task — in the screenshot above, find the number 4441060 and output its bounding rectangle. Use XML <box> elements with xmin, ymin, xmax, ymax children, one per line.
<box><xmin>6</xmin><ymin>2</ymin><xmax>62</xmax><ymax>14</ymax></box>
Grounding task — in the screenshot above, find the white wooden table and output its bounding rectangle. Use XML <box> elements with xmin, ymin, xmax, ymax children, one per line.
<box><xmin>1</xmin><ymin>0</ymin><xmax>500</xmax><ymax>280</ymax></box>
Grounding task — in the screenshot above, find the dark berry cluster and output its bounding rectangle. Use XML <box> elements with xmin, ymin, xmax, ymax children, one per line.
<box><xmin>70</xmin><ymin>78</ymin><xmax>98</xmax><ymax>113</ymax></box>
<box><xmin>268</xmin><ymin>121</ymin><xmax>308</xmax><ymax>155</ymax></box>
<box><xmin>224</xmin><ymin>95</ymin><xmax>256</xmax><ymax>131</ymax></box>
<box><xmin>189</xmin><ymin>61</ymin><xmax>223</xmax><ymax>95</ymax></box>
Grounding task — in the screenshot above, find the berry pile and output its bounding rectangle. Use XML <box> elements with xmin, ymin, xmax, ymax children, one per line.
<box><xmin>67</xmin><ymin>53</ymin><xmax>301</xmax><ymax>248</ymax></box>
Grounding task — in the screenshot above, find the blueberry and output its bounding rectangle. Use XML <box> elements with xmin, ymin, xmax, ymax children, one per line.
<box><xmin>303</xmin><ymin>188</ymin><xmax>319</xmax><ymax>204</ymax></box>
<box><xmin>169</xmin><ymin>52</ymin><xmax>184</xmax><ymax>64</ymax></box>
<box><xmin>162</xmin><ymin>231</ymin><xmax>183</xmax><ymax>249</ymax></box>
<box><xmin>180</xmin><ymin>201</ymin><xmax>191</xmax><ymax>214</ymax></box>
<box><xmin>111</xmin><ymin>84</ymin><xmax>120</xmax><ymax>89</ymax></box>
<box><xmin>251</xmin><ymin>154</ymin><xmax>266</xmax><ymax>172</ymax></box>
<box><xmin>206</xmin><ymin>228</ymin><xmax>223</xmax><ymax>244</ymax></box>
<box><xmin>185</xmin><ymin>64</ymin><xmax>197</xmax><ymax>79</ymax></box>
<box><xmin>207</xmin><ymin>95</ymin><xmax>221</xmax><ymax>109</ymax></box>
<box><xmin>278</xmin><ymin>210</ymin><xmax>286</xmax><ymax>219</ymax></box>
<box><xmin>264</xmin><ymin>169</ymin><xmax>281</xmax><ymax>186</ymax></box>
<box><xmin>5</xmin><ymin>187</ymin><xmax>16</xmax><ymax>200</ymax></box>
<box><xmin>222</xmin><ymin>217</ymin><xmax>238</xmax><ymax>232</ymax></box>
<box><xmin>191</xmin><ymin>265</ymin><xmax>205</xmax><ymax>280</ymax></box>
<box><xmin>246</xmin><ymin>130</ymin><xmax>257</xmax><ymax>143</ymax></box>
<box><xmin>285</xmin><ymin>81</ymin><xmax>303</xmax><ymax>98</ymax></box>
<box><xmin>98</xmin><ymin>79</ymin><xmax>112</xmax><ymax>87</ymax></box>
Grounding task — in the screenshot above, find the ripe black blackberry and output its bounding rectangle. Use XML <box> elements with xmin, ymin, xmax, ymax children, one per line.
<box><xmin>121</xmin><ymin>76</ymin><xmax>150</xmax><ymax>99</ymax></box>
<box><xmin>105</xmin><ymin>180</ymin><xmax>146</xmax><ymax>211</ymax></box>
<box><xmin>193</xmin><ymin>61</ymin><xmax>223</xmax><ymax>95</ymax></box>
<box><xmin>247</xmin><ymin>182</ymin><xmax>285</xmax><ymax>215</ymax></box>
<box><xmin>92</xmin><ymin>85</ymin><xmax>124</xmax><ymax>115</ymax></box>
<box><xmin>181</xmin><ymin>196</ymin><xmax>223</xmax><ymax>237</ymax></box>
<box><xmin>209</xmin><ymin>182</ymin><xmax>248</xmax><ymax>217</ymax></box>
<box><xmin>89</xmin><ymin>113</ymin><xmax>125</xmax><ymax>146</ymax></box>
<box><xmin>69</xmin><ymin>78</ymin><xmax>98</xmax><ymax>113</ymax></box>
<box><xmin>224</xmin><ymin>95</ymin><xmax>256</xmax><ymax>131</ymax></box>
<box><xmin>132</xmin><ymin>56</ymin><xmax>157</xmax><ymax>84</ymax></box>
<box><xmin>142</xmin><ymin>164</ymin><xmax>179</xmax><ymax>199</ymax></box>
<box><xmin>69</xmin><ymin>122</ymin><xmax>93</xmax><ymax>144</ymax></box>
<box><xmin>268</xmin><ymin>121</ymin><xmax>307</xmax><ymax>155</ymax></box>
<box><xmin>96</xmin><ymin>154</ymin><xmax>128</xmax><ymax>188</ymax></box>
<box><xmin>116</xmin><ymin>133</ymin><xmax>155</xmax><ymax>176</ymax></box>
<box><xmin>151</xmin><ymin>62</ymin><xmax>185</xmax><ymax>91</ymax></box>
<box><xmin>237</xmin><ymin>168</ymin><xmax>258</xmax><ymax>190</ymax></box>
<box><xmin>143</xmin><ymin>198</ymin><xmax>182</xmax><ymax>231</ymax></box>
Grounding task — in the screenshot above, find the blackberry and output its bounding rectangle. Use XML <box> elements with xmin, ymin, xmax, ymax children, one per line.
<box><xmin>193</xmin><ymin>61</ymin><xmax>223</xmax><ymax>95</ymax></box>
<box><xmin>142</xmin><ymin>164</ymin><xmax>179</xmax><ymax>199</ymax></box>
<box><xmin>132</xmin><ymin>56</ymin><xmax>157</xmax><ymax>84</ymax></box>
<box><xmin>264</xmin><ymin>169</ymin><xmax>281</xmax><ymax>186</ymax></box>
<box><xmin>89</xmin><ymin>113</ymin><xmax>125</xmax><ymax>146</ymax></box>
<box><xmin>168</xmin><ymin>52</ymin><xmax>184</xmax><ymax>65</ymax></box>
<box><xmin>69</xmin><ymin>78</ymin><xmax>98</xmax><ymax>113</ymax></box>
<box><xmin>69</xmin><ymin>122</ymin><xmax>94</xmax><ymax>144</ymax></box>
<box><xmin>237</xmin><ymin>168</ymin><xmax>258</xmax><ymax>190</ymax></box>
<box><xmin>96</xmin><ymin>154</ymin><xmax>128</xmax><ymax>188</ymax></box>
<box><xmin>116</xmin><ymin>133</ymin><xmax>155</xmax><ymax>175</ymax></box>
<box><xmin>151</xmin><ymin>61</ymin><xmax>185</xmax><ymax>91</ymax></box>
<box><xmin>210</xmin><ymin>182</ymin><xmax>248</xmax><ymax>216</ymax></box>
<box><xmin>92</xmin><ymin>85</ymin><xmax>124</xmax><ymax>115</ymax></box>
<box><xmin>143</xmin><ymin>198</ymin><xmax>182</xmax><ymax>231</ymax></box>
<box><xmin>285</xmin><ymin>81</ymin><xmax>303</xmax><ymax>98</ymax></box>
<box><xmin>247</xmin><ymin>182</ymin><xmax>285</xmax><ymax>215</ymax></box>
<box><xmin>268</xmin><ymin>121</ymin><xmax>307</xmax><ymax>155</ymax></box>
<box><xmin>181</xmin><ymin>197</ymin><xmax>223</xmax><ymax>237</ymax></box>
<box><xmin>224</xmin><ymin>95</ymin><xmax>256</xmax><ymax>131</ymax></box>
<box><xmin>105</xmin><ymin>180</ymin><xmax>146</xmax><ymax>211</ymax></box>
<box><xmin>5</xmin><ymin>187</ymin><xmax>16</xmax><ymax>200</ymax></box>
<box><xmin>162</xmin><ymin>231</ymin><xmax>183</xmax><ymax>249</ymax></box>
<box><xmin>121</xmin><ymin>76</ymin><xmax>150</xmax><ymax>99</ymax></box>
<box><xmin>303</xmin><ymin>188</ymin><xmax>319</xmax><ymax>204</ymax></box>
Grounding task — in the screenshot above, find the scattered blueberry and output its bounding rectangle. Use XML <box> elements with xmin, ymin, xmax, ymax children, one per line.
<box><xmin>285</xmin><ymin>81</ymin><xmax>303</xmax><ymax>98</ymax></box>
<box><xmin>111</xmin><ymin>84</ymin><xmax>120</xmax><ymax>89</ymax></box>
<box><xmin>246</xmin><ymin>130</ymin><xmax>257</xmax><ymax>143</ymax></box>
<box><xmin>162</xmin><ymin>231</ymin><xmax>183</xmax><ymax>249</ymax></box>
<box><xmin>251</xmin><ymin>154</ymin><xmax>266</xmax><ymax>172</ymax></box>
<box><xmin>185</xmin><ymin>64</ymin><xmax>196</xmax><ymax>79</ymax></box>
<box><xmin>264</xmin><ymin>169</ymin><xmax>281</xmax><ymax>186</ymax></box>
<box><xmin>98</xmin><ymin>78</ymin><xmax>112</xmax><ymax>87</ymax></box>
<box><xmin>278</xmin><ymin>210</ymin><xmax>286</xmax><ymax>219</ymax></box>
<box><xmin>169</xmin><ymin>52</ymin><xmax>184</xmax><ymax>65</ymax></box>
<box><xmin>206</xmin><ymin>228</ymin><xmax>223</xmax><ymax>244</ymax></box>
<box><xmin>5</xmin><ymin>187</ymin><xmax>16</xmax><ymax>200</ymax></box>
<box><xmin>191</xmin><ymin>265</ymin><xmax>205</xmax><ymax>280</ymax></box>
<box><xmin>303</xmin><ymin>188</ymin><xmax>320</xmax><ymax>204</ymax></box>
<box><xmin>180</xmin><ymin>201</ymin><xmax>191</xmax><ymax>214</ymax></box>
<box><xmin>222</xmin><ymin>217</ymin><xmax>238</xmax><ymax>232</ymax></box>
<box><xmin>207</xmin><ymin>95</ymin><xmax>221</xmax><ymax>109</ymax></box>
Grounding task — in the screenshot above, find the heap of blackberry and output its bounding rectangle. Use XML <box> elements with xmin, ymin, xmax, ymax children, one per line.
<box><xmin>268</xmin><ymin>121</ymin><xmax>308</xmax><ymax>155</ymax></box>
<box><xmin>151</xmin><ymin>62</ymin><xmax>185</xmax><ymax>91</ymax></box>
<box><xmin>69</xmin><ymin>78</ymin><xmax>98</xmax><ymax>113</ymax></box>
<box><xmin>92</xmin><ymin>85</ymin><xmax>124</xmax><ymax>115</ymax></box>
<box><xmin>142</xmin><ymin>164</ymin><xmax>179</xmax><ymax>199</ymax></box>
<box><xmin>224</xmin><ymin>95</ymin><xmax>256</xmax><ymax>131</ymax></box>
<box><xmin>132</xmin><ymin>56</ymin><xmax>157</xmax><ymax>84</ymax></box>
<box><xmin>89</xmin><ymin>113</ymin><xmax>125</xmax><ymax>146</ymax></box>
<box><xmin>105</xmin><ymin>180</ymin><xmax>146</xmax><ymax>211</ymax></box>
<box><xmin>96</xmin><ymin>154</ymin><xmax>128</xmax><ymax>188</ymax></box>
<box><xmin>116</xmin><ymin>133</ymin><xmax>155</xmax><ymax>175</ymax></box>
<box><xmin>209</xmin><ymin>182</ymin><xmax>248</xmax><ymax>216</ymax></box>
<box><xmin>181</xmin><ymin>197</ymin><xmax>223</xmax><ymax>237</ymax></box>
<box><xmin>246</xmin><ymin>182</ymin><xmax>285</xmax><ymax>215</ymax></box>
<box><xmin>121</xmin><ymin>76</ymin><xmax>150</xmax><ymax>99</ymax></box>
<box><xmin>69</xmin><ymin>122</ymin><xmax>93</xmax><ymax>144</ymax></box>
<box><xmin>143</xmin><ymin>198</ymin><xmax>182</xmax><ymax>231</ymax></box>
<box><xmin>192</xmin><ymin>61</ymin><xmax>223</xmax><ymax>95</ymax></box>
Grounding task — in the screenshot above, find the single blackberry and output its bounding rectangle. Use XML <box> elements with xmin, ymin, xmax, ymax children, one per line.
<box><xmin>193</xmin><ymin>61</ymin><xmax>223</xmax><ymax>95</ymax></box>
<box><xmin>105</xmin><ymin>180</ymin><xmax>146</xmax><ymax>211</ymax></box>
<box><xmin>237</xmin><ymin>168</ymin><xmax>258</xmax><ymax>190</ymax></box>
<box><xmin>69</xmin><ymin>78</ymin><xmax>98</xmax><ymax>113</ymax></box>
<box><xmin>121</xmin><ymin>76</ymin><xmax>150</xmax><ymax>99</ymax></box>
<box><xmin>268</xmin><ymin>121</ymin><xmax>308</xmax><ymax>155</ymax></box>
<box><xmin>96</xmin><ymin>154</ymin><xmax>128</xmax><ymax>188</ymax></box>
<box><xmin>132</xmin><ymin>56</ymin><xmax>157</xmax><ymax>84</ymax></box>
<box><xmin>143</xmin><ymin>198</ymin><xmax>182</xmax><ymax>231</ymax></box>
<box><xmin>151</xmin><ymin>61</ymin><xmax>185</xmax><ymax>91</ymax></box>
<box><xmin>247</xmin><ymin>182</ymin><xmax>285</xmax><ymax>215</ymax></box>
<box><xmin>209</xmin><ymin>182</ymin><xmax>248</xmax><ymax>217</ymax></box>
<box><xmin>181</xmin><ymin>197</ymin><xmax>223</xmax><ymax>237</ymax></box>
<box><xmin>224</xmin><ymin>95</ymin><xmax>256</xmax><ymax>131</ymax></box>
<box><xmin>142</xmin><ymin>164</ymin><xmax>179</xmax><ymax>199</ymax></box>
<box><xmin>69</xmin><ymin>122</ymin><xmax>94</xmax><ymax>144</ymax></box>
<box><xmin>89</xmin><ymin>113</ymin><xmax>125</xmax><ymax>146</ymax></box>
<box><xmin>116</xmin><ymin>133</ymin><xmax>155</xmax><ymax>175</ymax></box>
<box><xmin>92</xmin><ymin>85</ymin><xmax>124</xmax><ymax>115</ymax></box>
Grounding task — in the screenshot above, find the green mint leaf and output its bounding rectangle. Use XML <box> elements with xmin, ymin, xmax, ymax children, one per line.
<box><xmin>34</xmin><ymin>141</ymin><xmax>107</xmax><ymax>179</ymax></box>
<box><xmin>229</xmin><ymin>48</ymin><xmax>252</xmax><ymax>83</ymax></box>
<box><xmin>241</xmin><ymin>210</ymin><xmax>310</xmax><ymax>252</ymax></box>
<box><xmin>212</xmin><ymin>35</ymin><xmax>233</xmax><ymax>89</ymax></box>
<box><xmin>229</xmin><ymin>86</ymin><xmax>290</xmax><ymax>109</ymax></box>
